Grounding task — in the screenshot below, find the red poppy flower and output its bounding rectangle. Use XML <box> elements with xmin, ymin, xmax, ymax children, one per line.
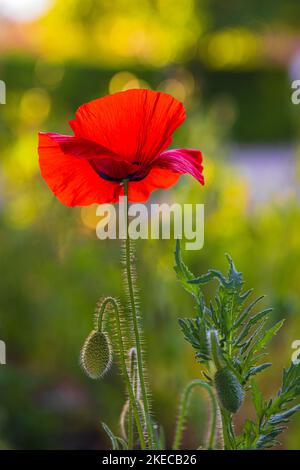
<box><xmin>38</xmin><ymin>89</ymin><xmax>204</xmax><ymax>206</ymax></box>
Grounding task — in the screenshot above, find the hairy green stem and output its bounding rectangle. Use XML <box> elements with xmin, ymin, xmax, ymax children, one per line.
<box><xmin>98</xmin><ymin>297</ymin><xmax>146</xmax><ymax>449</ymax></box>
<box><xmin>123</xmin><ymin>180</ymin><xmax>153</xmax><ymax>449</ymax></box>
<box><xmin>220</xmin><ymin>408</ymin><xmax>236</xmax><ymax>450</ymax></box>
<box><xmin>172</xmin><ymin>379</ymin><xmax>218</xmax><ymax>450</ymax></box>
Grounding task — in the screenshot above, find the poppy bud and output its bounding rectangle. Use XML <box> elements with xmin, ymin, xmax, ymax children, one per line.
<box><xmin>214</xmin><ymin>367</ymin><xmax>244</xmax><ymax>413</ymax></box>
<box><xmin>80</xmin><ymin>330</ymin><xmax>112</xmax><ymax>379</ymax></box>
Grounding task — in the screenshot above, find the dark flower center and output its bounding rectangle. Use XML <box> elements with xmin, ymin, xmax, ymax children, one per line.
<box><xmin>97</xmin><ymin>161</ymin><xmax>149</xmax><ymax>183</ymax></box>
<box><xmin>98</xmin><ymin>170</ymin><xmax>147</xmax><ymax>182</ymax></box>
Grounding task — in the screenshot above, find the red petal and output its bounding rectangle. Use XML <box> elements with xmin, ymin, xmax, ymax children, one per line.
<box><xmin>38</xmin><ymin>133</ymin><xmax>120</xmax><ymax>206</ymax></box>
<box><xmin>40</xmin><ymin>133</ymin><xmax>146</xmax><ymax>181</ymax></box>
<box><xmin>125</xmin><ymin>149</ymin><xmax>204</xmax><ymax>202</ymax></box>
<box><xmin>124</xmin><ymin>168</ymin><xmax>181</xmax><ymax>202</ymax></box>
<box><xmin>153</xmin><ymin>148</ymin><xmax>204</xmax><ymax>184</ymax></box>
<box><xmin>69</xmin><ymin>89</ymin><xmax>186</xmax><ymax>165</ymax></box>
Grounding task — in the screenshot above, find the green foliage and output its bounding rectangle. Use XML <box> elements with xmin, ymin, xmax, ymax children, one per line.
<box><xmin>178</xmin><ymin>317</ymin><xmax>211</xmax><ymax>363</ymax></box>
<box><xmin>174</xmin><ymin>240</ymin><xmax>200</xmax><ymax>301</ymax></box>
<box><xmin>176</xmin><ymin>241</ymin><xmax>280</xmax><ymax>386</ymax></box>
<box><xmin>175</xmin><ymin>241</ymin><xmax>300</xmax><ymax>449</ymax></box>
<box><xmin>238</xmin><ymin>363</ymin><xmax>300</xmax><ymax>449</ymax></box>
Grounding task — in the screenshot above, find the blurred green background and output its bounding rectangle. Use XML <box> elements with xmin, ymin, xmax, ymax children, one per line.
<box><xmin>1</xmin><ymin>0</ymin><xmax>300</xmax><ymax>450</ymax></box>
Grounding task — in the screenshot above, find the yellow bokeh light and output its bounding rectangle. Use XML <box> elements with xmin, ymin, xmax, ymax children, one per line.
<box><xmin>157</xmin><ymin>0</ymin><xmax>194</xmax><ymax>24</ymax></box>
<box><xmin>109</xmin><ymin>71</ymin><xmax>137</xmax><ymax>93</ymax></box>
<box><xmin>20</xmin><ymin>88</ymin><xmax>51</xmax><ymax>124</ymax></box>
<box><xmin>96</xmin><ymin>16</ymin><xmax>178</xmax><ymax>67</ymax></box>
<box><xmin>109</xmin><ymin>71</ymin><xmax>150</xmax><ymax>94</ymax></box>
<box><xmin>157</xmin><ymin>79</ymin><xmax>187</xmax><ymax>102</ymax></box>
<box><xmin>37</xmin><ymin>0</ymin><xmax>202</xmax><ymax>67</ymax></box>
<box><xmin>204</xmin><ymin>28</ymin><xmax>259</xmax><ymax>69</ymax></box>
<box><xmin>81</xmin><ymin>205</ymin><xmax>104</xmax><ymax>230</ymax></box>
<box><xmin>3</xmin><ymin>134</ymin><xmax>39</xmax><ymax>184</ymax></box>
<box><xmin>124</xmin><ymin>79</ymin><xmax>151</xmax><ymax>90</ymax></box>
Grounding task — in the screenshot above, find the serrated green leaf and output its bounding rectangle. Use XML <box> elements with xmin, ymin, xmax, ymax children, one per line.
<box><xmin>174</xmin><ymin>240</ymin><xmax>199</xmax><ymax>298</ymax></box>
<box><xmin>240</xmin><ymin>288</ymin><xmax>254</xmax><ymax>302</ymax></box>
<box><xmin>178</xmin><ymin>317</ymin><xmax>211</xmax><ymax>362</ymax></box>
<box><xmin>253</xmin><ymin>319</ymin><xmax>285</xmax><ymax>353</ymax></box>
<box><xmin>225</xmin><ymin>253</ymin><xmax>244</xmax><ymax>288</ymax></box>
<box><xmin>234</xmin><ymin>295</ymin><xmax>265</xmax><ymax>329</ymax></box>
<box><xmin>238</xmin><ymin>318</ymin><xmax>268</xmax><ymax>354</ymax></box>
<box><xmin>190</xmin><ymin>269</ymin><xmax>227</xmax><ymax>286</ymax></box>
<box><xmin>256</xmin><ymin>428</ymin><xmax>285</xmax><ymax>449</ymax></box>
<box><xmin>268</xmin><ymin>404</ymin><xmax>300</xmax><ymax>425</ymax></box>
<box><xmin>174</xmin><ymin>240</ymin><xmax>194</xmax><ymax>280</ymax></box>
<box><xmin>245</xmin><ymin>363</ymin><xmax>272</xmax><ymax>381</ymax></box>
<box><xmin>236</xmin><ymin>308</ymin><xmax>272</xmax><ymax>344</ymax></box>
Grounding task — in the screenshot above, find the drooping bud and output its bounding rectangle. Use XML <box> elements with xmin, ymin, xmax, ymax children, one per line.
<box><xmin>80</xmin><ymin>330</ymin><xmax>112</xmax><ymax>379</ymax></box>
<box><xmin>214</xmin><ymin>367</ymin><xmax>244</xmax><ymax>413</ymax></box>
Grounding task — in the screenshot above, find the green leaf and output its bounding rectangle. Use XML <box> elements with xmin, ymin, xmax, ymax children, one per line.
<box><xmin>178</xmin><ymin>318</ymin><xmax>211</xmax><ymax>362</ymax></box>
<box><xmin>102</xmin><ymin>422</ymin><xmax>120</xmax><ymax>450</ymax></box>
<box><xmin>190</xmin><ymin>269</ymin><xmax>227</xmax><ymax>286</ymax></box>
<box><xmin>225</xmin><ymin>254</ymin><xmax>244</xmax><ymax>289</ymax></box>
<box><xmin>247</xmin><ymin>363</ymin><xmax>300</xmax><ymax>449</ymax></box>
<box><xmin>239</xmin><ymin>419</ymin><xmax>256</xmax><ymax>449</ymax></box>
<box><xmin>174</xmin><ymin>240</ymin><xmax>199</xmax><ymax>298</ymax></box>
<box><xmin>238</xmin><ymin>318</ymin><xmax>268</xmax><ymax>354</ymax></box>
<box><xmin>256</xmin><ymin>428</ymin><xmax>285</xmax><ymax>449</ymax></box>
<box><xmin>234</xmin><ymin>295</ymin><xmax>265</xmax><ymax>329</ymax></box>
<box><xmin>281</xmin><ymin>362</ymin><xmax>300</xmax><ymax>395</ymax></box>
<box><xmin>240</xmin><ymin>288</ymin><xmax>254</xmax><ymax>302</ymax></box>
<box><xmin>251</xmin><ymin>380</ymin><xmax>264</xmax><ymax>419</ymax></box>
<box><xmin>268</xmin><ymin>405</ymin><xmax>300</xmax><ymax>425</ymax></box>
<box><xmin>116</xmin><ymin>437</ymin><xmax>128</xmax><ymax>449</ymax></box>
<box><xmin>236</xmin><ymin>308</ymin><xmax>272</xmax><ymax>344</ymax></box>
<box><xmin>245</xmin><ymin>363</ymin><xmax>272</xmax><ymax>381</ymax></box>
<box><xmin>252</xmin><ymin>319</ymin><xmax>285</xmax><ymax>353</ymax></box>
